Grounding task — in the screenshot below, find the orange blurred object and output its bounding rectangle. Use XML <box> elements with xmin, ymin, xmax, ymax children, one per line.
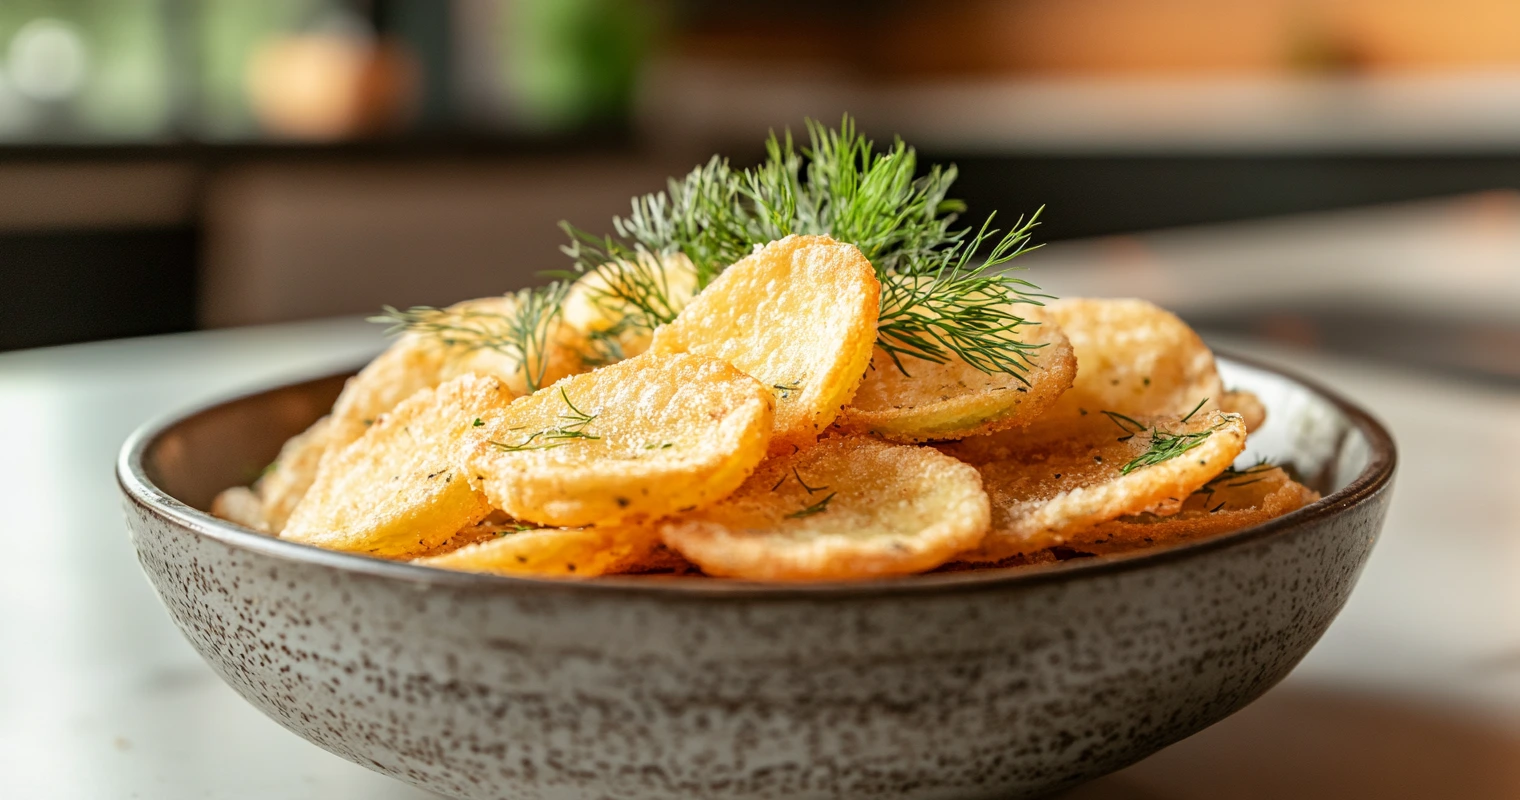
<box><xmin>246</xmin><ymin>34</ymin><xmax>418</xmax><ymax>140</ymax></box>
<box><xmin>878</xmin><ymin>0</ymin><xmax>1520</xmax><ymax>75</ymax></box>
<box><xmin>676</xmin><ymin>0</ymin><xmax>1520</xmax><ymax>77</ymax></box>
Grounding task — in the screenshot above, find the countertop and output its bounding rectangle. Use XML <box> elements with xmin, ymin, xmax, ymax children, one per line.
<box><xmin>2</xmin><ymin>205</ymin><xmax>1518</xmax><ymax>798</ymax></box>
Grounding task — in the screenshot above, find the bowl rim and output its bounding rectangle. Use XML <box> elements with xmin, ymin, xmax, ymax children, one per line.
<box><xmin>118</xmin><ymin>351</ymin><xmax>1396</xmax><ymax>600</ymax></box>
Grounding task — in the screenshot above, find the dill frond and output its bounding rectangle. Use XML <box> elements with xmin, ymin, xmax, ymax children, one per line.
<box><xmin>1120</xmin><ymin>428</ymin><xmax>1216</xmax><ymax>475</ymax></box>
<box><xmin>560</xmin><ymin>114</ymin><xmax>1050</xmax><ymax>376</ymax></box>
<box><xmin>786</xmin><ymin>491</ymin><xmax>837</xmax><ymax>519</ymax></box>
<box><xmin>489</xmin><ymin>387</ymin><xmax>599</xmax><ymax>452</ymax></box>
<box><xmin>370</xmin><ymin>281</ymin><xmax>572</xmax><ymax>393</ymax></box>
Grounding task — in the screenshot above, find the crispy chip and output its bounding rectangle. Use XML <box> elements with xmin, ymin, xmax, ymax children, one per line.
<box><xmin>436</xmin><ymin>319</ymin><xmax>587</xmax><ymax>397</ymax></box>
<box><xmin>660</xmin><ymin>436</ymin><xmax>990</xmax><ymax>580</ymax></box>
<box><xmin>650</xmin><ymin>235</ymin><xmax>879</xmax><ymax>453</ymax></box>
<box><xmin>1042</xmin><ymin>298</ymin><xmax>1224</xmax><ymax>425</ymax></box>
<box><xmin>335</xmin><ymin>293</ymin><xmax>586</xmax><ymax>438</ymax></box>
<box><xmin>467</xmin><ymin>352</ymin><xmax>774</xmax><ymax>527</ymax></box>
<box><xmin>210</xmin><ymin>486</ymin><xmax>269</xmax><ymax>532</ymax></box>
<box><xmin>264</xmin><ymin>296</ymin><xmax>583</xmax><ymax>527</ymax></box>
<box><xmin>956</xmin><ymin>410</ymin><xmax>1248</xmax><ymax>562</ymax></box>
<box><xmin>563</xmin><ymin>252</ymin><xmax>700</xmax><ymax>364</ymax></box>
<box><xmin>835</xmin><ymin>315</ymin><xmax>1076</xmax><ymax>442</ymax></box>
<box><xmin>414</xmin><ymin>523</ymin><xmax>662</xmax><ymax>577</ymax></box>
<box><xmin>252</xmin><ymin>415</ymin><xmax>361</xmax><ymax>533</ymax></box>
<box><xmin>407</xmin><ymin>512</ymin><xmax>519</xmax><ymax>560</ymax></box>
<box><xmin>1219</xmin><ymin>388</ymin><xmax>1267</xmax><ymax>433</ymax></box>
<box><xmin>282</xmin><ymin>374</ymin><xmax>516</xmax><ymax>558</ymax></box>
<box><xmin>1061</xmin><ymin>466</ymin><xmax>1318</xmax><ymax>555</ymax></box>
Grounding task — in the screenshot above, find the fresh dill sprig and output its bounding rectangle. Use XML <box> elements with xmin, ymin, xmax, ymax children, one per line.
<box><xmin>489</xmin><ymin>387</ymin><xmax>600</xmax><ymax>452</ymax></box>
<box><xmin>1121</xmin><ymin>429</ymin><xmax>1215</xmax><ymax>475</ymax></box>
<box><xmin>1102</xmin><ymin>410</ymin><xmax>1147</xmax><ymax>441</ymax></box>
<box><xmin>560</xmin><ymin>115</ymin><xmax>1049</xmax><ymax>376</ymax></box>
<box><xmin>1193</xmin><ymin>458</ymin><xmax>1278</xmax><ymax>506</ymax></box>
<box><xmin>787</xmin><ymin>491</ymin><xmax>837</xmax><ymax>519</ymax></box>
<box><xmin>1180</xmin><ymin>397</ymin><xmax>1209</xmax><ymax>423</ymax></box>
<box><xmin>791</xmin><ymin>468</ymin><xmax>829</xmax><ymax>494</ymax></box>
<box><xmin>773</xmin><ymin>380</ymin><xmax>802</xmax><ymax>399</ymax></box>
<box><xmin>1101</xmin><ymin>406</ymin><xmax>1223</xmax><ymax>475</ymax></box>
<box><xmin>370</xmin><ymin>281</ymin><xmax>572</xmax><ymax>393</ymax></box>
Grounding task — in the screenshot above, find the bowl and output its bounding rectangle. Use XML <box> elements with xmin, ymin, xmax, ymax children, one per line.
<box><xmin>118</xmin><ymin>354</ymin><xmax>1395</xmax><ymax>800</ymax></box>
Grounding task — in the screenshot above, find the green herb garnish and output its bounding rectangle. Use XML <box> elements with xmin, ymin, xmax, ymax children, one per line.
<box><xmin>371</xmin><ymin>281</ymin><xmax>572</xmax><ymax>393</ymax></box>
<box><xmin>560</xmin><ymin>115</ymin><xmax>1049</xmax><ymax>377</ymax></box>
<box><xmin>787</xmin><ymin>491</ymin><xmax>837</xmax><ymax>519</ymax></box>
<box><xmin>1101</xmin><ymin>403</ymin><xmax>1221</xmax><ymax>475</ymax></box>
<box><xmin>489</xmin><ymin>387</ymin><xmax>599</xmax><ymax>452</ymax></box>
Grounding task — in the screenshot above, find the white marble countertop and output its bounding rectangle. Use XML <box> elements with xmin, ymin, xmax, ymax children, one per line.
<box><xmin>2</xmin><ymin>207</ymin><xmax>1518</xmax><ymax>797</ymax></box>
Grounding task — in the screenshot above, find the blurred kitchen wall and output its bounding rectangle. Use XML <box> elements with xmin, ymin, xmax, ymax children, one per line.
<box><xmin>1</xmin><ymin>0</ymin><xmax>1519</xmax><ymax>349</ymax></box>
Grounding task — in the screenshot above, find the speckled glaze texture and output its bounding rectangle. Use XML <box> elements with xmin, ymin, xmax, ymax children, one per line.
<box><xmin>120</xmin><ymin>357</ymin><xmax>1395</xmax><ymax>800</ymax></box>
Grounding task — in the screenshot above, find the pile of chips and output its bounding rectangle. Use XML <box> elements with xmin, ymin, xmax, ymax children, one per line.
<box><xmin>214</xmin><ymin>235</ymin><xmax>1316</xmax><ymax>581</ymax></box>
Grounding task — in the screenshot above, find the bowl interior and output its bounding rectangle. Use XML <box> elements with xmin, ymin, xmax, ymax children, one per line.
<box><xmin>1217</xmin><ymin>359</ymin><xmax>1372</xmax><ymax>497</ymax></box>
<box><xmin>141</xmin><ymin>356</ymin><xmax>1377</xmax><ymax>522</ymax></box>
<box><xmin>144</xmin><ymin>372</ymin><xmax>348</xmax><ymax>511</ymax></box>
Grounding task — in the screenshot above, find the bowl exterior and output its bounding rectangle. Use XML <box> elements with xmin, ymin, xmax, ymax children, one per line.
<box><xmin>125</xmin><ymin>476</ymin><xmax>1388</xmax><ymax>800</ymax></box>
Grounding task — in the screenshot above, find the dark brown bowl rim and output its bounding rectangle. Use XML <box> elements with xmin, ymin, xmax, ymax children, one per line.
<box><xmin>118</xmin><ymin>351</ymin><xmax>1396</xmax><ymax>601</ymax></box>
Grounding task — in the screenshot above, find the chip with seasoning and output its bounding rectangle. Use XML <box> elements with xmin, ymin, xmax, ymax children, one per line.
<box><xmin>951</xmin><ymin>408</ymin><xmax>1248</xmax><ymax>563</ymax></box>
<box><xmin>281</xmin><ymin>373</ymin><xmax>516</xmax><ymax>558</ymax></box>
<box><xmin>659</xmin><ymin>436</ymin><xmax>990</xmax><ymax>581</ymax></box>
<box><xmin>649</xmin><ymin>235</ymin><xmax>880</xmax><ymax>453</ymax></box>
<box><xmin>467</xmin><ymin>352</ymin><xmax>774</xmax><ymax>527</ymax></box>
<box><xmin>835</xmin><ymin>311</ymin><xmax>1076</xmax><ymax>442</ymax></box>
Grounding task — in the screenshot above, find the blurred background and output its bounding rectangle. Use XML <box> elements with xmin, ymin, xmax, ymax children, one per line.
<box><xmin>0</xmin><ymin>0</ymin><xmax>1517</xmax><ymax>381</ymax></box>
<box><xmin>3</xmin><ymin>6</ymin><xmax>1518</xmax><ymax>798</ymax></box>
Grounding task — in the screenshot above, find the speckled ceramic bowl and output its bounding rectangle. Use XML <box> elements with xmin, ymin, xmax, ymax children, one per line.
<box><xmin>119</xmin><ymin>355</ymin><xmax>1394</xmax><ymax>800</ymax></box>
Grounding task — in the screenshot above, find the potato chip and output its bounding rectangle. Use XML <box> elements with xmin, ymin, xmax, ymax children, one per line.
<box><xmin>252</xmin><ymin>414</ymin><xmax>362</xmax><ymax>533</ymax></box>
<box><xmin>1041</xmin><ymin>298</ymin><xmax>1224</xmax><ymax>425</ymax></box>
<box><xmin>650</xmin><ymin>235</ymin><xmax>879</xmax><ymax>453</ymax></box>
<box><xmin>956</xmin><ymin>410</ymin><xmax>1248</xmax><ymax>562</ymax></box>
<box><xmin>334</xmin><ymin>293</ymin><xmax>588</xmax><ymax>438</ymax></box>
<box><xmin>282</xmin><ymin>374</ymin><xmax>516</xmax><ymax>558</ymax></box>
<box><xmin>1059</xmin><ymin>465</ymin><xmax>1318</xmax><ymax>555</ymax></box>
<box><xmin>414</xmin><ymin>523</ymin><xmax>663</xmax><ymax>577</ymax></box>
<box><xmin>660</xmin><ymin>436</ymin><xmax>990</xmax><ymax>581</ymax></box>
<box><xmin>1219</xmin><ymin>388</ymin><xmax>1267</xmax><ymax>433</ymax></box>
<box><xmin>262</xmin><ymin>295</ymin><xmax>586</xmax><ymax>528</ymax></box>
<box><xmin>408</xmin><ymin>512</ymin><xmax>520</xmax><ymax>560</ymax></box>
<box><xmin>435</xmin><ymin>317</ymin><xmax>587</xmax><ymax>398</ymax></box>
<box><xmin>563</xmin><ymin>252</ymin><xmax>700</xmax><ymax>364</ymax></box>
<box><xmin>467</xmin><ymin>352</ymin><xmax>774</xmax><ymax>527</ymax></box>
<box><xmin>210</xmin><ymin>486</ymin><xmax>269</xmax><ymax>532</ymax></box>
<box><xmin>834</xmin><ymin>316</ymin><xmax>1076</xmax><ymax>442</ymax></box>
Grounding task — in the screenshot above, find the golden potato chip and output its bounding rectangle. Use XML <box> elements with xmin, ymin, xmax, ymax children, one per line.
<box><xmin>262</xmin><ymin>295</ymin><xmax>578</xmax><ymax>528</ymax></box>
<box><xmin>467</xmin><ymin>352</ymin><xmax>774</xmax><ymax>527</ymax></box>
<box><xmin>563</xmin><ymin>252</ymin><xmax>700</xmax><ymax>364</ymax></box>
<box><xmin>335</xmin><ymin>293</ymin><xmax>585</xmax><ymax>440</ymax></box>
<box><xmin>210</xmin><ymin>486</ymin><xmax>268</xmax><ymax>532</ymax></box>
<box><xmin>650</xmin><ymin>235</ymin><xmax>879</xmax><ymax>453</ymax></box>
<box><xmin>414</xmin><ymin>523</ymin><xmax>662</xmax><ymax>577</ymax></box>
<box><xmin>1219</xmin><ymin>388</ymin><xmax>1267</xmax><ymax>433</ymax></box>
<box><xmin>834</xmin><ymin>316</ymin><xmax>1075</xmax><ymax>442</ymax></box>
<box><xmin>660</xmin><ymin>436</ymin><xmax>990</xmax><ymax>581</ymax></box>
<box><xmin>957</xmin><ymin>410</ymin><xmax>1248</xmax><ymax>562</ymax></box>
<box><xmin>408</xmin><ymin>513</ymin><xmax>520</xmax><ymax>560</ymax></box>
<box><xmin>1042</xmin><ymin>298</ymin><xmax>1224</xmax><ymax>425</ymax></box>
<box><xmin>330</xmin><ymin>332</ymin><xmax>457</xmax><ymax>435</ymax></box>
<box><xmin>1061</xmin><ymin>465</ymin><xmax>1318</xmax><ymax>555</ymax></box>
<box><xmin>412</xmin><ymin>291</ymin><xmax>586</xmax><ymax>396</ymax></box>
<box><xmin>252</xmin><ymin>415</ymin><xmax>361</xmax><ymax>533</ymax></box>
<box><xmin>282</xmin><ymin>374</ymin><xmax>516</xmax><ymax>558</ymax></box>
